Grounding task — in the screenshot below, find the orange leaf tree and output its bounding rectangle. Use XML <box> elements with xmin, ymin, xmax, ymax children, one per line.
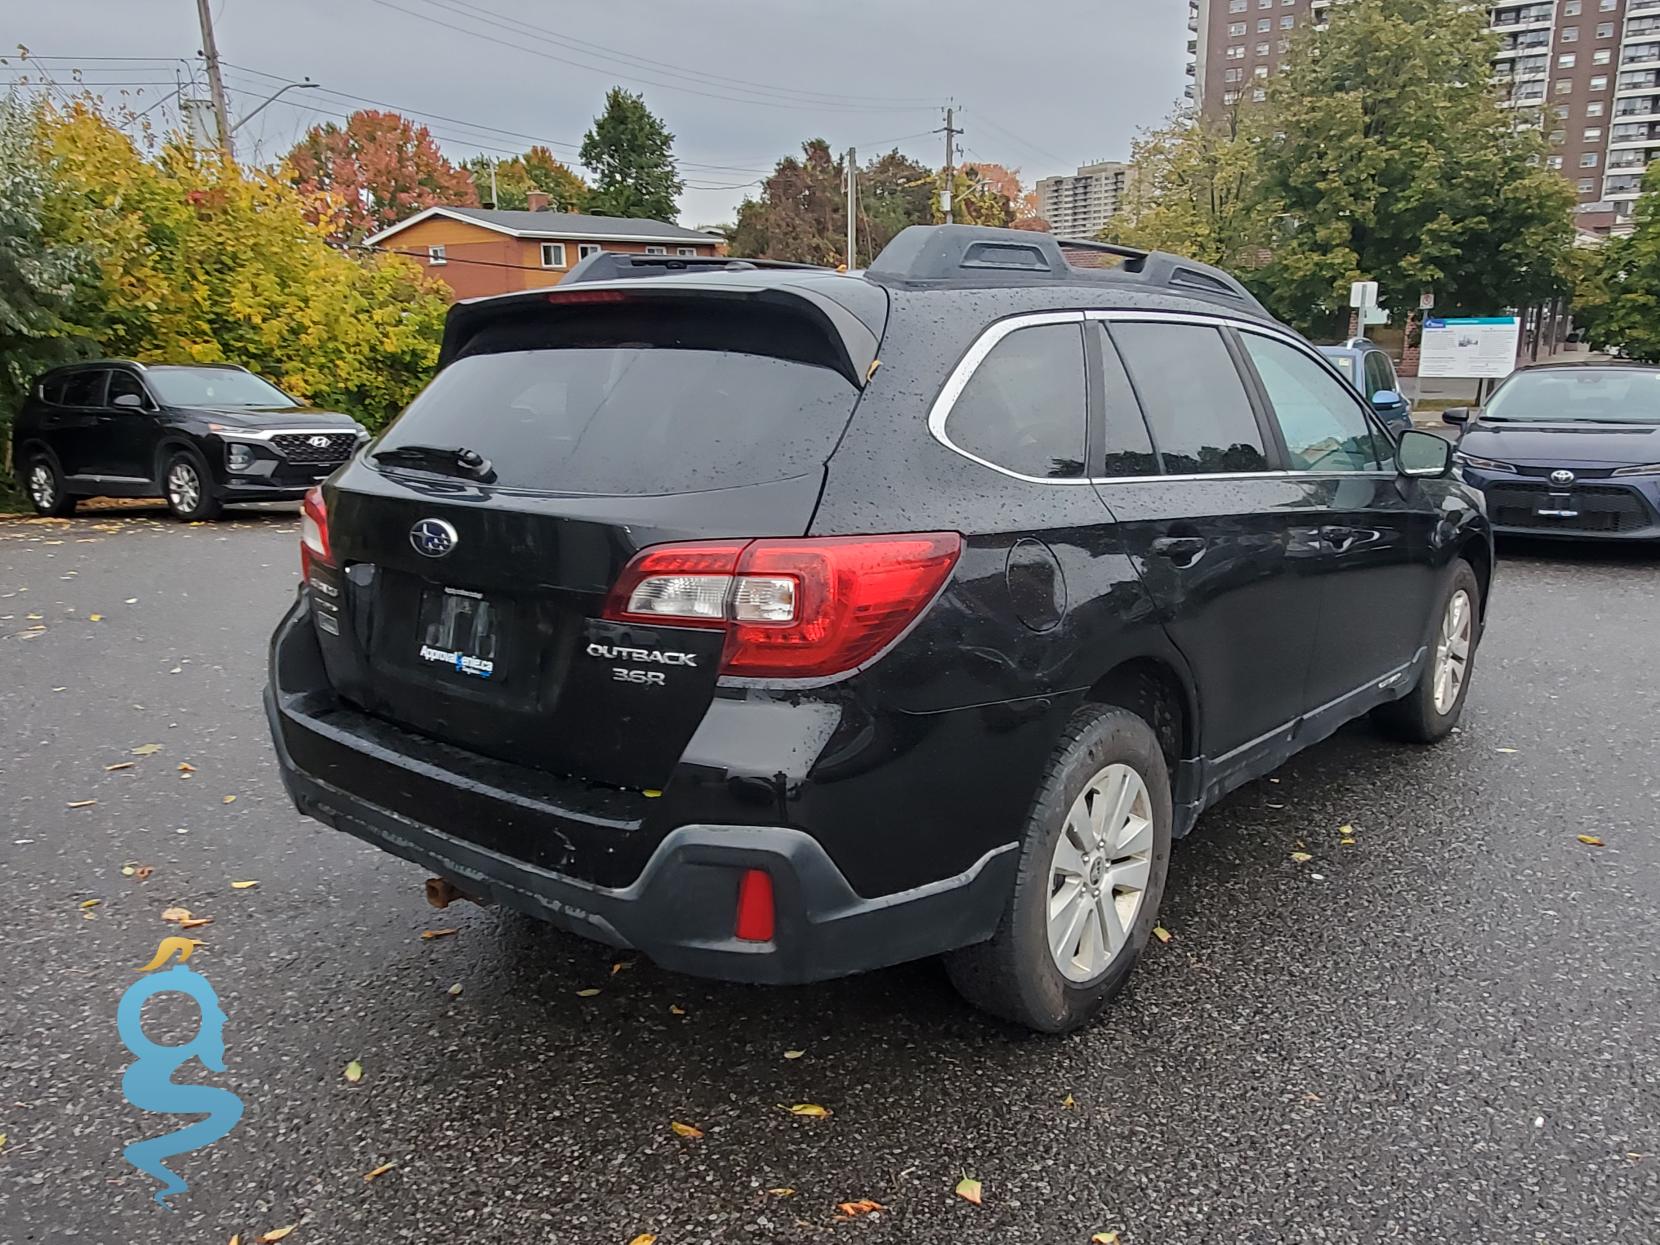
<box><xmin>285</xmin><ymin>109</ymin><xmax>477</xmax><ymax>240</ymax></box>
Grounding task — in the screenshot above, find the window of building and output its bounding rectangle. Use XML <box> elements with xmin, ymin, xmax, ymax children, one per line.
<box><xmin>1597</xmin><ymin>22</ymin><xmax>1614</xmax><ymax>38</ymax></box>
<box><xmin>1601</xmin><ymin>0</ymin><xmax>1616</xmax><ymax>11</ymax></box>
<box><xmin>1554</xmin><ymin>104</ymin><xmax>1572</xmax><ymax>119</ymax></box>
<box><xmin>1585</xmin><ymin>127</ymin><xmax>1604</xmax><ymax>141</ymax></box>
<box><xmin>1561</xmin><ymin>26</ymin><xmax>1579</xmax><ymax>42</ymax></box>
<box><xmin>1591</xmin><ymin>75</ymin><xmax>1609</xmax><ymax>90</ymax></box>
<box><xmin>1256</xmin><ymin>41</ymin><xmax>1270</xmax><ymax>54</ymax></box>
<box><xmin>1560</xmin><ymin>53</ymin><xmax>1577</xmax><ymax>68</ymax></box>
<box><xmin>1581</xmin><ymin>151</ymin><xmax>1600</xmax><ymax>167</ymax></box>
<box><xmin>946</xmin><ymin>323</ymin><xmax>1086</xmax><ymax>479</ymax></box>
<box><xmin>1555</xmin><ymin>80</ymin><xmax>1573</xmax><ymax>94</ymax></box>
<box><xmin>1258</xmin><ymin>0</ymin><xmax>1272</xmax><ymax>8</ymax></box>
<box><xmin>1579</xmin><ymin>177</ymin><xmax>1597</xmax><ymax>192</ymax></box>
<box><xmin>578</xmin><ymin>243</ymin><xmax>604</xmax><ymax>259</ymax></box>
<box><xmin>1252</xmin><ymin>87</ymin><xmax>1267</xmax><ymax>101</ymax></box>
<box><xmin>1564</xmin><ymin>0</ymin><xmax>1581</xmax><ymax>12</ymax></box>
<box><xmin>1241</xmin><ymin>334</ymin><xmax>1383</xmax><ymax>472</ymax></box>
<box><xmin>1223</xmin><ymin>89</ymin><xmax>1241</xmax><ymax>103</ymax></box>
<box><xmin>1225</xmin><ymin>67</ymin><xmax>1243</xmax><ymax>82</ymax></box>
<box><xmin>426</xmin><ymin>245</ymin><xmax>446</xmax><ymax>266</ymax></box>
<box><xmin>1258</xmin><ymin>18</ymin><xmax>1271</xmax><ymax>31</ymax></box>
<box><xmin>1229</xmin><ymin>0</ymin><xmax>1246</xmax><ymax>10</ymax></box>
<box><xmin>1254</xmin><ymin>64</ymin><xmax>1269</xmax><ymax>78</ymax></box>
<box><xmin>1549</xmin><ymin>129</ymin><xmax>1567</xmax><ymax>143</ymax></box>
<box><xmin>1547</xmin><ymin>154</ymin><xmax>1564</xmax><ymax>168</ymax></box>
<box><xmin>676</xmin><ymin>247</ymin><xmax>698</xmax><ymax>256</ymax></box>
<box><xmin>1279</xmin><ymin>14</ymin><xmax>1294</xmax><ymax>27</ymax></box>
<box><xmin>540</xmin><ymin>242</ymin><xmax>567</xmax><ymax>268</ymax></box>
<box><xmin>644</xmin><ymin>245</ymin><xmax>668</xmax><ymax>255</ymax></box>
<box><xmin>1587</xmin><ymin>100</ymin><xmax>1604</xmax><ymax>116</ymax></box>
<box><xmin>1229</xmin><ymin>21</ymin><xmax>1246</xmax><ymax>35</ymax></box>
<box><xmin>1227</xmin><ymin>44</ymin><xmax>1245</xmax><ymax>58</ymax></box>
<box><xmin>1111</xmin><ymin>323</ymin><xmax>1268</xmax><ymax>476</ymax></box>
<box><xmin>1594</xmin><ymin>48</ymin><xmax>1612</xmax><ymax>63</ymax></box>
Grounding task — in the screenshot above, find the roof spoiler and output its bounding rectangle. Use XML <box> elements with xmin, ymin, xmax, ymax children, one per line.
<box><xmin>561</xmin><ymin>251</ymin><xmax>830</xmax><ymax>285</ymax></box>
<box><xmin>864</xmin><ymin>225</ymin><xmax>1268</xmax><ymax>316</ymax></box>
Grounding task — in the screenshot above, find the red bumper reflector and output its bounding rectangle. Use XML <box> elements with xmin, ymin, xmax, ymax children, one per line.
<box><xmin>735</xmin><ymin>868</ymin><xmax>775</xmax><ymax>942</ymax></box>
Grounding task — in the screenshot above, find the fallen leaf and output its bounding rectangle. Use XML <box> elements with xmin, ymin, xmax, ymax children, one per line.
<box><xmin>787</xmin><ymin>1103</ymin><xmax>831</xmax><ymax>1118</ymax></box>
<box><xmin>0</xmin><ymin>1133</ymin><xmax>6</xmax><ymax>1150</ymax></box>
<box><xmin>955</xmin><ymin>1176</ymin><xmax>983</xmax><ymax>1205</ymax></box>
<box><xmin>231</xmin><ymin>880</ymin><xmax>258</xmax><ymax>889</ymax></box>
<box><xmin>1290</xmin><ymin>851</ymin><xmax>1314</xmax><ymax>864</ymax></box>
<box><xmin>1577</xmin><ymin>835</ymin><xmax>1605</xmax><ymax>847</ymax></box>
<box><xmin>784</xmin><ymin>1049</ymin><xmax>806</xmax><ymax>1060</ymax></box>
<box><xmin>627</xmin><ymin>1236</ymin><xmax>657</xmax><ymax>1245</ymax></box>
<box><xmin>121</xmin><ymin>866</ymin><xmax>136</xmax><ymax>876</ymax></box>
<box><xmin>66</xmin><ymin>799</ymin><xmax>96</xmax><ymax>809</ymax></box>
<box><xmin>611</xmin><ymin>959</ymin><xmax>635</xmax><ymax>975</ymax></box>
<box><xmin>670</xmin><ymin>1121</ymin><xmax>704</xmax><ymax>1139</ymax></box>
<box><xmin>575</xmin><ymin>987</ymin><xmax>601</xmax><ymax>998</ymax></box>
<box><xmin>105</xmin><ymin>761</ymin><xmax>134</xmax><ymax>772</ymax></box>
<box><xmin>258</xmin><ymin>1230</ymin><xmax>296</xmax><ymax>1244</ymax></box>
<box><xmin>1152</xmin><ymin>926</ymin><xmax>1172</xmax><ymax>943</ymax></box>
<box><xmin>179</xmin><ymin>917</ymin><xmax>213</xmax><ymax>929</ymax></box>
<box><xmin>344</xmin><ymin>1060</ymin><xmax>363</xmax><ymax>1083</ymax></box>
<box><xmin>1062</xmin><ymin>1093</ymin><xmax>1076</xmax><ymax>1109</ymax></box>
<box><xmin>79</xmin><ymin>898</ymin><xmax>99</xmax><ymax>909</ymax></box>
<box><xmin>420</xmin><ymin>928</ymin><xmax>459</xmax><ymax>940</ymax></box>
<box><xmin>1091</xmin><ymin>1234</ymin><xmax>1121</xmax><ymax>1244</ymax></box>
<box><xmin>222</xmin><ymin>795</ymin><xmax>237</xmax><ymax>804</ymax></box>
<box><xmin>1495</xmin><ymin>747</ymin><xmax>1519</xmax><ymax>754</ymax></box>
<box><xmin>134</xmin><ymin>865</ymin><xmax>153</xmax><ymax>881</ymax></box>
<box><xmin>89</xmin><ymin>614</ymin><xmax>102</xmax><ymax>622</ymax></box>
<box><xmin>835</xmin><ymin>1199</ymin><xmax>883</xmax><ymax>1218</ymax></box>
<box><xmin>447</xmin><ymin>982</ymin><xmax>463</xmax><ymax>996</ymax></box>
<box><xmin>1338</xmin><ymin>824</ymin><xmax>1356</xmax><ymax>836</ymax></box>
<box><xmin>161</xmin><ymin>906</ymin><xmax>193</xmax><ymax>923</ymax></box>
<box><xmin>130</xmin><ymin>743</ymin><xmax>162</xmax><ymax>756</ymax></box>
<box><xmin>177</xmin><ymin>761</ymin><xmax>195</xmax><ymax>773</ymax></box>
<box><xmin>363</xmin><ymin>1161</ymin><xmax>396</xmax><ymax>1183</ymax></box>
<box><xmin>125</xmin><ymin>598</ymin><xmax>137</xmax><ymax>604</ymax></box>
<box><xmin>669</xmin><ymin>1004</ymin><xmax>686</xmax><ymax>1015</ymax></box>
<box><xmin>230</xmin><ymin>1236</ymin><xmax>240</xmax><ymax>1245</ymax></box>
<box><xmin>766</xmin><ymin>1187</ymin><xmax>796</xmax><ymax>1197</ymax></box>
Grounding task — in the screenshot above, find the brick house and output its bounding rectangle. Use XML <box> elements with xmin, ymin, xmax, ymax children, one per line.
<box><xmin>366</xmin><ymin>198</ymin><xmax>726</xmax><ymax>300</ymax></box>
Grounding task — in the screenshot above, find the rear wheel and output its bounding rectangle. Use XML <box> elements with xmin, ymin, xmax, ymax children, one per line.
<box><xmin>163</xmin><ymin>450</ymin><xmax>221</xmax><ymax>521</ymax></box>
<box><xmin>945</xmin><ymin>705</ymin><xmax>1172</xmax><ymax>1034</ymax></box>
<box><xmin>1372</xmin><ymin>558</ymin><xmax>1482</xmax><ymax>744</ymax></box>
<box><xmin>23</xmin><ymin>454</ymin><xmax>76</xmax><ymax>517</ymax></box>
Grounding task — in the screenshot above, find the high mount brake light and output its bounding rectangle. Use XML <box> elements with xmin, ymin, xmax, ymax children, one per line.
<box><xmin>299</xmin><ymin>485</ymin><xmax>332</xmax><ymax>579</ymax></box>
<box><xmin>602</xmin><ymin>533</ymin><xmax>963</xmax><ymax>679</ymax></box>
<box><xmin>543</xmin><ymin>290</ymin><xmax>630</xmax><ymax>305</ymax></box>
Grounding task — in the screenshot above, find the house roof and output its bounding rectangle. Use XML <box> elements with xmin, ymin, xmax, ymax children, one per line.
<box><xmin>364</xmin><ymin>206</ymin><xmax>719</xmax><ymax>247</ymax></box>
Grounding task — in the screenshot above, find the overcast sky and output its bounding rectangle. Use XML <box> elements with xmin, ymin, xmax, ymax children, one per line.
<box><xmin>9</xmin><ymin>0</ymin><xmax>1188</xmax><ymax>226</ymax></box>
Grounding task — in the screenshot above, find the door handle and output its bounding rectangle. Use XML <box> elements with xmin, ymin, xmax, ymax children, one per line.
<box><xmin>1321</xmin><ymin>525</ymin><xmax>1358</xmax><ymax>552</ymax></box>
<box><xmin>1150</xmin><ymin>536</ymin><xmax>1207</xmax><ymax>566</ymax></box>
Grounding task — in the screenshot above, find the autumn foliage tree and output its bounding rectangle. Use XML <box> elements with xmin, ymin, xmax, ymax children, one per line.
<box><xmin>285</xmin><ymin>109</ymin><xmax>477</xmax><ymax>240</ymax></box>
<box><xmin>465</xmin><ymin>145</ymin><xmax>589</xmax><ymax>211</ymax></box>
<box><xmin>733</xmin><ymin>142</ymin><xmax>935</xmax><ymax>266</ymax></box>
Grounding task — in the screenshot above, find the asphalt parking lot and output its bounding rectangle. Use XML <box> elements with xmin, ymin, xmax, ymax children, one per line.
<box><xmin>2</xmin><ymin>505</ymin><xmax>1657</xmax><ymax>1245</ymax></box>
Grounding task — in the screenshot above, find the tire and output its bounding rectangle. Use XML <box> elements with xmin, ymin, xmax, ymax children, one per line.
<box><xmin>1372</xmin><ymin>558</ymin><xmax>1482</xmax><ymax>744</ymax></box>
<box><xmin>22</xmin><ymin>454</ymin><xmax>76</xmax><ymax>517</ymax></box>
<box><xmin>945</xmin><ymin>705</ymin><xmax>1173</xmax><ymax>1034</ymax></box>
<box><xmin>161</xmin><ymin>450</ymin><xmax>222</xmax><ymax>521</ymax></box>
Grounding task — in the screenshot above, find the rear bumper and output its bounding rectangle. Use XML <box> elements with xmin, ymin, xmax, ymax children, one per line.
<box><xmin>263</xmin><ymin>599</ymin><xmax>1022</xmax><ymax>984</ymax></box>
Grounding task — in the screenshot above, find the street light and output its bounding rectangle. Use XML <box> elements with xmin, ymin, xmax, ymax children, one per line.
<box><xmin>229</xmin><ymin>79</ymin><xmax>320</xmax><ymax>135</ymax></box>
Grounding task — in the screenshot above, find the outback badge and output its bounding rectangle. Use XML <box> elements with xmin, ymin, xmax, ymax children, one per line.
<box><xmin>410</xmin><ymin>517</ymin><xmax>459</xmax><ymax>558</ymax></box>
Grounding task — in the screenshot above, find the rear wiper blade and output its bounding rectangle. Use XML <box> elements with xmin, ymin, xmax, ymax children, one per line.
<box><xmin>370</xmin><ymin>444</ymin><xmax>495</xmax><ymax>481</ymax></box>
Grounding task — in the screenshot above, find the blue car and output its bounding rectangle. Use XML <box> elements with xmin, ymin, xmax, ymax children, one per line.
<box><xmin>1318</xmin><ymin>338</ymin><xmax>1413</xmax><ymax>435</ymax></box>
<box><xmin>1446</xmin><ymin>361</ymin><xmax>1660</xmax><ymax>541</ymax></box>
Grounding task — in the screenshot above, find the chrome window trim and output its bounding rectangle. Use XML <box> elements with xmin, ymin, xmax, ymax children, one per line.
<box><xmin>928</xmin><ymin>307</ymin><xmax>1395</xmax><ymax>485</ymax></box>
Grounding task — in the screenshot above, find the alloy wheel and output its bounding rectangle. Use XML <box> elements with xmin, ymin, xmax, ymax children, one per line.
<box><xmin>1047</xmin><ymin>762</ymin><xmax>1155</xmax><ymax>982</ymax></box>
<box><xmin>1433</xmin><ymin>588</ymin><xmax>1473</xmax><ymax>715</ymax></box>
<box><xmin>166</xmin><ymin>461</ymin><xmax>201</xmax><ymax>514</ymax></box>
<box><xmin>28</xmin><ymin>463</ymin><xmax>55</xmax><ymax>510</ymax></box>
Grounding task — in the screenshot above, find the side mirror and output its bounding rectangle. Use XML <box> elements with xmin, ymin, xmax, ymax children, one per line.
<box><xmin>1397</xmin><ymin>429</ymin><xmax>1452</xmax><ymax>479</ymax></box>
<box><xmin>1441</xmin><ymin>406</ymin><xmax>1470</xmax><ymax>425</ymax></box>
<box><xmin>111</xmin><ymin>393</ymin><xmax>146</xmax><ymax>410</ymax></box>
<box><xmin>1370</xmin><ymin>389</ymin><xmax>1403</xmax><ymax>409</ymax></box>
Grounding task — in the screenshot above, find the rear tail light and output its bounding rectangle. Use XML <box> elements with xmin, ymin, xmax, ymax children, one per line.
<box><xmin>603</xmin><ymin>532</ymin><xmax>962</xmax><ymax>679</ymax></box>
<box><xmin>734</xmin><ymin>868</ymin><xmax>775</xmax><ymax>942</ymax></box>
<box><xmin>299</xmin><ymin>485</ymin><xmax>332</xmax><ymax>579</ymax></box>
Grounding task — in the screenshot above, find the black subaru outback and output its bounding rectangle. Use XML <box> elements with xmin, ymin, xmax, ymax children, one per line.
<box><xmin>12</xmin><ymin>360</ymin><xmax>365</xmax><ymax>520</ymax></box>
<box><xmin>265</xmin><ymin>227</ymin><xmax>1491</xmax><ymax>1033</ymax></box>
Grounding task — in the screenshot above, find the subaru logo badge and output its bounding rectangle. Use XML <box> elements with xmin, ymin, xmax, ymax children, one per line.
<box><xmin>1550</xmin><ymin>469</ymin><xmax>1576</xmax><ymax>486</ymax></box>
<box><xmin>410</xmin><ymin>518</ymin><xmax>459</xmax><ymax>558</ymax></box>
<box><xmin>307</xmin><ymin>435</ymin><xmax>331</xmax><ymax>449</ymax></box>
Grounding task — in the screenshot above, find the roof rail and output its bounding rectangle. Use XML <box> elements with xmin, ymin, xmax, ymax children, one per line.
<box><xmin>561</xmin><ymin>251</ymin><xmax>829</xmax><ymax>285</ymax></box>
<box><xmin>865</xmin><ymin>225</ymin><xmax>1268</xmax><ymax>316</ymax></box>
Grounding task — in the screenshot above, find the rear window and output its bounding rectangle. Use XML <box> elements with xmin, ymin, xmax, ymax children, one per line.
<box><xmin>377</xmin><ymin>346</ymin><xmax>860</xmax><ymax>495</ymax></box>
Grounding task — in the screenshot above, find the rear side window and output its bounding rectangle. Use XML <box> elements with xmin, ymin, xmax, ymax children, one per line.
<box><xmin>1095</xmin><ymin>326</ymin><xmax>1159</xmax><ymax>478</ymax></box>
<box><xmin>1362</xmin><ymin>351</ymin><xmax>1393</xmax><ymax>398</ymax></box>
<box><xmin>40</xmin><ymin>376</ymin><xmax>67</xmax><ymax>405</ymax></box>
<box><xmin>1240</xmin><ymin>332</ymin><xmax>1385</xmax><ymax>472</ymax></box>
<box><xmin>1111</xmin><ymin>323</ymin><xmax>1268</xmax><ymax>475</ymax></box>
<box><xmin>379</xmin><ymin>347</ymin><xmax>859</xmax><ymax>496</ymax></box>
<box><xmin>60</xmin><ymin>371</ymin><xmax>107</xmax><ymax>408</ymax></box>
<box><xmin>945</xmin><ymin>322</ymin><xmax>1086</xmax><ymax>479</ymax></box>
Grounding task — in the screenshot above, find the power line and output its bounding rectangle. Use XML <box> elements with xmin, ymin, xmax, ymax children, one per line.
<box><xmin>366</xmin><ymin>0</ymin><xmax>937</xmax><ymax>114</ymax></box>
<box><xmin>409</xmin><ymin>0</ymin><xmax>940</xmax><ymax>109</ymax></box>
<box><xmin>966</xmin><ymin>109</ymin><xmax>1068</xmax><ymax>168</ymax></box>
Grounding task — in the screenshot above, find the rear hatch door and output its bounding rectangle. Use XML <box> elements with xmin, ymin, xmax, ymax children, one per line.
<box><xmin>312</xmin><ymin>279</ymin><xmax>884</xmax><ymax>790</ymax></box>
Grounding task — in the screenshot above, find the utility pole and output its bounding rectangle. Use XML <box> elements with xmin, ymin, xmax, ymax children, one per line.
<box><xmin>938</xmin><ymin>106</ymin><xmax>961</xmax><ymax>225</ymax></box>
<box><xmin>845</xmin><ymin>147</ymin><xmax>857</xmax><ymax>270</ymax></box>
<box><xmin>194</xmin><ymin>0</ymin><xmax>233</xmax><ymax>158</ymax></box>
<box><xmin>490</xmin><ymin>158</ymin><xmax>499</xmax><ymax>208</ymax></box>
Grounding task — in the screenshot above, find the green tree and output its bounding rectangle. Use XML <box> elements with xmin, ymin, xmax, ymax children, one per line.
<box><xmin>1574</xmin><ymin>165</ymin><xmax>1660</xmax><ymax>361</ymax></box>
<box><xmin>856</xmin><ymin>149</ymin><xmax>934</xmax><ymax>263</ymax></box>
<box><xmin>579</xmin><ymin>88</ymin><xmax>682</xmax><ymax>221</ymax></box>
<box><xmin>732</xmin><ymin>139</ymin><xmax>847</xmax><ymax>264</ymax></box>
<box><xmin>944</xmin><ymin>165</ymin><xmax>1014</xmax><ymax>228</ymax></box>
<box><xmin>466</xmin><ymin>145</ymin><xmax>589</xmax><ymax>211</ymax></box>
<box><xmin>1252</xmin><ymin>0</ymin><xmax>1574</xmax><ymax>335</ymax></box>
<box><xmin>1110</xmin><ymin>110</ymin><xmax>1264</xmax><ymax>269</ymax></box>
<box><xmin>0</xmin><ymin>94</ymin><xmax>92</xmax><ymax>463</ymax></box>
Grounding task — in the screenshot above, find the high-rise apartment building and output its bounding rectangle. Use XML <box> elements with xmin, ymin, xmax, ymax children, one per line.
<box><xmin>1186</xmin><ymin>0</ymin><xmax>1659</xmax><ymax>232</ymax></box>
<box><xmin>1035</xmin><ymin>161</ymin><xmax>1137</xmax><ymax>237</ymax></box>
